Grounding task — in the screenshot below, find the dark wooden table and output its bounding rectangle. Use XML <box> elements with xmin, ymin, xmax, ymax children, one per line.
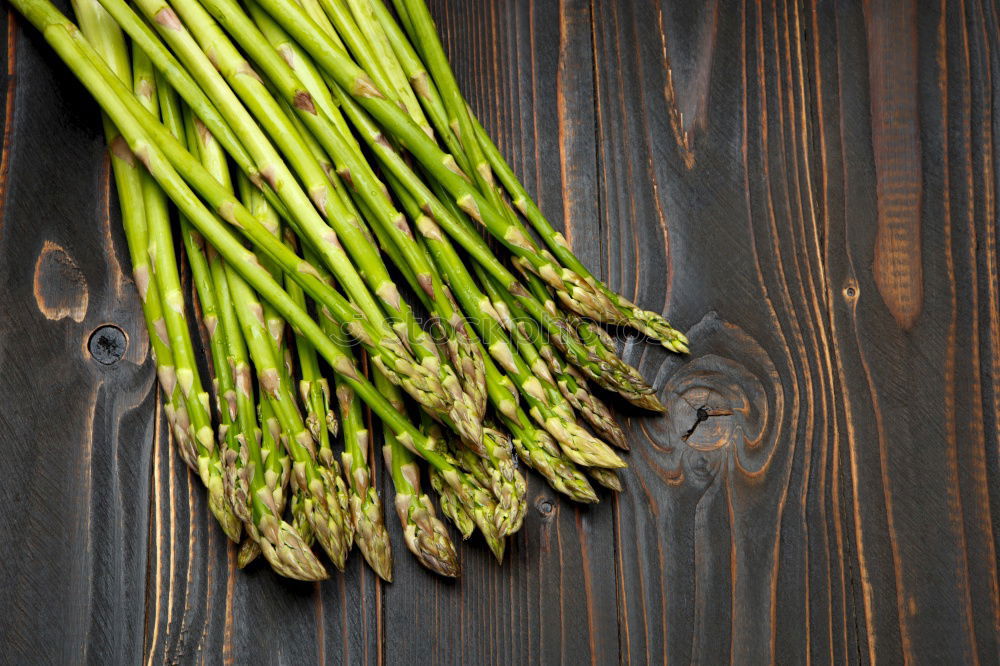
<box><xmin>2</xmin><ymin>0</ymin><xmax>999</xmax><ymax>663</ymax></box>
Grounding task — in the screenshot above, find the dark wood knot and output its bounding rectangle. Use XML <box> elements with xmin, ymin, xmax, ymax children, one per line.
<box><xmin>535</xmin><ymin>496</ymin><xmax>555</xmax><ymax>521</ymax></box>
<box><xmin>663</xmin><ymin>354</ymin><xmax>766</xmax><ymax>460</ymax></box>
<box><xmin>88</xmin><ymin>324</ymin><xmax>127</xmax><ymax>365</ymax></box>
<box><xmin>639</xmin><ymin>313</ymin><xmax>780</xmax><ymax>489</ymax></box>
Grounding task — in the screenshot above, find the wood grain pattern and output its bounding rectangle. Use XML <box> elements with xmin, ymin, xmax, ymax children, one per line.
<box><xmin>865</xmin><ymin>0</ymin><xmax>924</xmax><ymax>331</ymax></box>
<box><xmin>1</xmin><ymin>0</ymin><xmax>998</xmax><ymax>664</ymax></box>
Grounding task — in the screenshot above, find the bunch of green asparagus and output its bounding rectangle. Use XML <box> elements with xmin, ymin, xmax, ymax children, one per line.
<box><xmin>12</xmin><ymin>0</ymin><xmax>688</xmax><ymax>580</ymax></box>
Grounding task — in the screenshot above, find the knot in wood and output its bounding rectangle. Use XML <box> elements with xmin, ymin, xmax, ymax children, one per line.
<box><xmin>646</xmin><ymin>313</ymin><xmax>780</xmax><ymax>487</ymax></box>
<box><xmin>676</xmin><ymin>385</ymin><xmax>736</xmax><ymax>451</ymax></box>
<box><xmin>535</xmin><ymin>497</ymin><xmax>555</xmax><ymax>519</ymax></box>
<box><xmin>664</xmin><ymin>356</ymin><xmax>760</xmax><ymax>456</ymax></box>
<box><xmin>88</xmin><ymin>324</ymin><xmax>127</xmax><ymax>365</ymax></box>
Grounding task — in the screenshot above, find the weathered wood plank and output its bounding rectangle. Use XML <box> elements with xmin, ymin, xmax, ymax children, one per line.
<box><xmin>0</xmin><ymin>11</ymin><xmax>154</xmax><ymax>663</ymax></box>
<box><xmin>592</xmin><ymin>0</ymin><xmax>1000</xmax><ymax>664</ymax></box>
<box><xmin>819</xmin><ymin>0</ymin><xmax>1000</xmax><ymax>661</ymax></box>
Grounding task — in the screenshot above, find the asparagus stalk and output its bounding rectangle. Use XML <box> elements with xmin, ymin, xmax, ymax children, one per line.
<box><xmin>283</xmin><ymin>234</ymin><xmax>392</xmax><ymax>577</ymax></box>
<box><xmin>365</xmin><ymin>0</ymin><xmax>471</xmax><ymax>174</ymax></box>
<box><xmin>466</xmin><ymin>110</ymin><xmax>689</xmax><ymax>352</ymax></box>
<box><xmin>395</xmin><ymin>185</ymin><xmax>627</xmax><ymax>469</ymax></box>
<box><xmin>173</xmin><ymin>86</ymin><xmax>268</xmax><ymax>550</ymax></box>
<box><xmin>151</xmin><ymin>0</ymin><xmax>459</xmax><ymax>427</ymax></box>
<box><xmin>175</xmin><ymin>88</ymin><xmax>307</xmax><ymax>567</ymax></box>
<box><xmin>178</xmin><ymin>102</ymin><xmax>270</xmax><ymax>539</ymax></box>
<box><xmin>236</xmin><ymin>177</ymin><xmax>293</xmax><ymax>515</ymax></box>
<box><xmin>252</xmin><ymin>0</ymin><xmax>627</xmax><ymax>327</ymax></box>
<box><xmin>374</xmin><ymin>3</ymin><xmax>520</xmax><ymax>279</ymax></box>
<box><xmin>294</xmin><ymin>0</ymin><xmax>341</xmax><ymax>52</ymax></box>
<box><xmin>519</xmin><ymin>266</ymin><xmax>663</xmax><ymax>411</ymax></box>
<box><xmin>174</xmin><ymin>107</ymin><xmax>251</xmax><ymax>522</ymax></box>
<box><xmin>103</xmin><ymin>0</ymin><xmax>452</xmax><ymax>419</ymax></box>
<box><xmin>244</xmin><ymin>0</ymin><xmax>487</xmax><ymax>438</ymax></box>
<box><xmin>388</xmin><ymin>0</ymin><xmax>508</xmax><ymax>223</ymax></box>
<box><xmin>482</xmin><ymin>361</ymin><xmax>598</xmax><ymax>504</ymax></box>
<box><xmin>331</xmin><ymin>82</ymin><xmax>656</xmax><ymax>405</ymax></box>
<box><xmin>170</xmin><ymin>90</ymin><xmax>291</xmax><ymax>523</ymax></box>
<box><xmin>229</xmin><ymin>260</ymin><xmax>354</xmax><ymax>569</ymax></box>
<box><xmin>448</xmin><ymin>311</ymin><xmax>598</xmax><ymax>504</ymax></box>
<box><xmin>512</xmin><ymin>419</ymin><xmax>598</xmax><ymax>503</ymax></box>
<box><xmin>367</xmin><ymin>0</ymin><xmax>527</xmax><ymax>251</ymax></box>
<box><xmin>283</xmin><ymin>234</ymin><xmax>352</xmax><ymax>553</ymax></box>
<box><xmin>363</xmin><ymin>206</ymin><xmax>527</xmax><ymax>531</ymax></box>
<box><xmin>363</xmin><ymin>177</ymin><xmax>597</xmax><ymax>505</ymax></box>
<box><xmin>16</xmin><ymin>0</ymin><xmax>478</xmax><ymax>512</ymax></box>
<box><xmin>568</xmin><ymin>306</ymin><xmax>665</xmax><ymax>413</ymax></box>
<box><xmin>208</xmin><ymin>241</ymin><xmax>275</xmax><ymax>564</ymax></box>
<box><xmin>350</xmin><ymin>201</ymin><xmax>520</xmax><ymax>547</ymax></box>
<box><xmin>313</xmin><ymin>0</ymin><xmax>392</xmax><ymax>107</ymax></box>
<box><xmin>70</xmin><ymin>0</ymin><xmax>196</xmax><ymax>469</ymax></box>
<box><xmin>199</xmin><ymin>0</ymin><xmax>484</xmax><ymax>446</ymax></box>
<box><xmin>241</xmin><ymin>0</ymin><xmax>652</xmax><ymax>406</ymax></box>
<box><xmin>89</xmin><ymin>0</ymin><xmax>264</xmax><ymax>185</ymax></box>
<box><xmin>307</xmin><ymin>281</ymin><xmax>390</xmax><ymax>579</ymax></box>
<box><xmin>436</xmin><ymin>495</ymin><xmax>473</xmax><ymax>540</ymax></box>
<box><xmin>373</xmin><ymin>367</ymin><xmax>459</xmax><ymax>577</ymax></box>
<box><xmin>475</xmin><ymin>262</ymin><xmax>594</xmax><ymax>423</ymax></box>
<box><xmin>456</xmin><ymin>425</ymin><xmax>526</xmax><ymax>537</ymax></box>
<box><xmin>208</xmin><ymin>234</ymin><xmax>317</xmax><ymax>577</ymax></box>
<box><xmin>348</xmin><ymin>0</ymin><xmax>430</xmax><ymax>132</ymax></box>
<box><xmin>329</xmin><ymin>0</ymin><xmax>432</xmax><ymax>139</ymax></box>
<box><xmin>243</xmin><ymin>182</ymin><xmax>291</xmax><ymax>371</ymax></box>
<box><xmin>16</xmin><ymin>0</ymin><xmax>695</xmax><ymax>579</ymax></box>
<box><xmin>430</xmin><ymin>427</ymin><xmax>508</xmax><ymax>555</ymax></box>
<box><xmin>427</xmin><ymin>433</ymin><xmax>475</xmax><ymax>539</ymax></box>
<box><xmin>174</xmin><ymin>0</ymin><xmax>439</xmax><ymax>368</ymax></box>
<box><xmin>334</xmin><ymin>364</ymin><xmax>393</xmax><ymax>581</ymax></box>
<box><xmin>587</xmin><ymin>468</ymin><xmax>623</xmax><ymax>493</ymax></box>
<box><xmin>395</xmin><ymin>0</ymin><xmax>677</xmax><ymax>345</ymax></box>
<box><xmin>349</xmin><ymin>191</ymin><xmax>488</xmax><ymax>447</ymax></box>
<box><xmin>280</xmin><ymin>7</ymin><xmax>488</xmax><ymax>429</ymax></box>
<box><xmin>188</xmin><ymin>94</ymin><xmax>352</xmax><ymax>570</ymax></box>
<box><xmin>478</xmin><ymin>266</ymin><xmax>627</xmax><ymax>449</ymax></box>
<box><xmin>361</xmin><ymin>189</ymin><xmax>547</xmax><ymax>518</ymax></box>
<box><xmin>68</xmin><ymin>0</ymin><xmax>337</xmax><ymax>574</ymax></box>
<box><xmin>131</xmin><ymin>40</ymin><xmax>242</xmax><ymax>542</ymax></box>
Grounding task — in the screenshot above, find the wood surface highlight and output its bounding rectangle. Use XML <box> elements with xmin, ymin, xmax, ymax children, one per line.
<box><xmin>865</xmin><ymin>0</ymin><xmax>924</xmax><ymax>330</ymax></box>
